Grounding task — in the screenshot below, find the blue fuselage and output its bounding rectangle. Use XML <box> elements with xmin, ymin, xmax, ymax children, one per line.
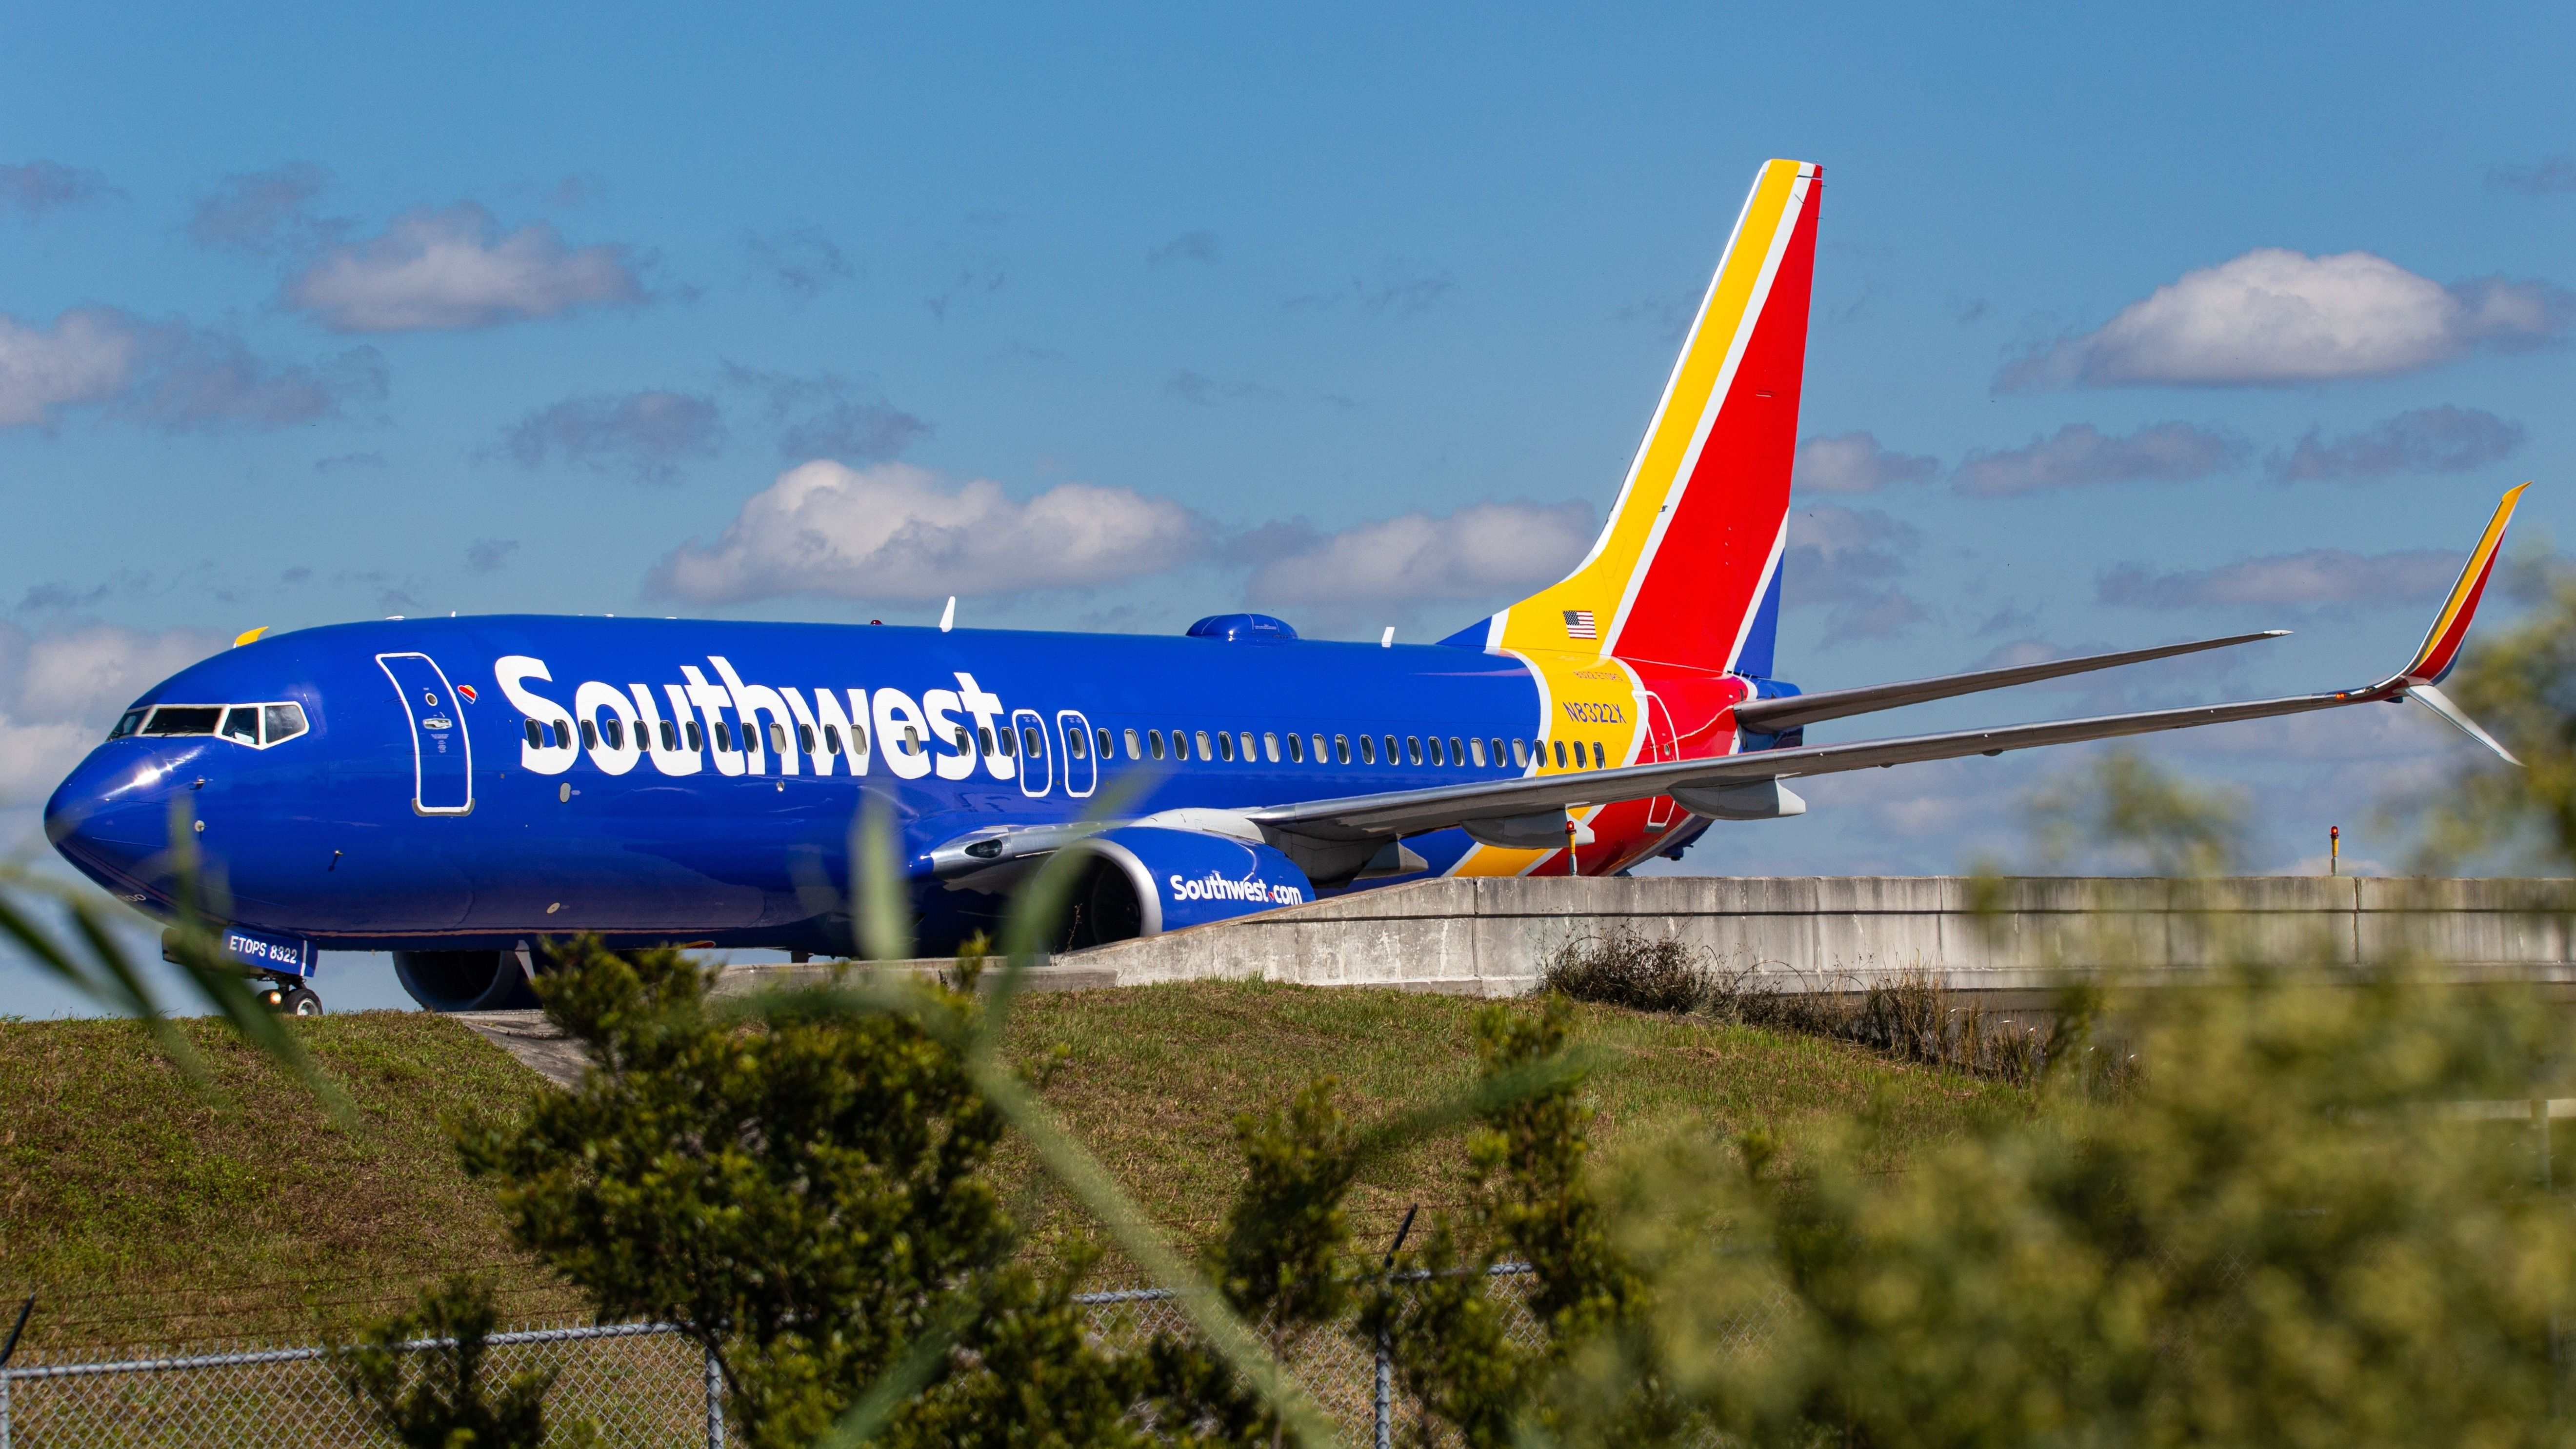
<box><xmin>46</xmin><ymin>615</ymin><xmax>1711</xmax><ymax>956</ymax></box>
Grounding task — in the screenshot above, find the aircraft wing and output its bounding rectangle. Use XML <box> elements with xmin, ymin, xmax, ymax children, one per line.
<box><xmin>1731</xmin><ymin>629</ymin><xmax>2287</xmax><ymax>734</ymax></box>
<box><xmin>1253</xmin><ymin>484</ymin><xmax>2530</xmax><ymax>846</ymax></box>
<box><xmin>1247</xmin><ymin>683</ymin><xmax>2387</xmax><ymax>842</ymax></box>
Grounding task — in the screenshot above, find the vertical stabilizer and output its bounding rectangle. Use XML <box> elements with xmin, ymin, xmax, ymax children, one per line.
<box><xmin>1458</xmin><ymin>159</ymin><xmax>1821</xmax><ymax>675</ymax></box>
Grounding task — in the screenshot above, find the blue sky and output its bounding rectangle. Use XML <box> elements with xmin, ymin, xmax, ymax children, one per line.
<box><xmin>3</xmin><ymin>1</ymin><xmax>2573</xmax><ymax>1011</ymax></box>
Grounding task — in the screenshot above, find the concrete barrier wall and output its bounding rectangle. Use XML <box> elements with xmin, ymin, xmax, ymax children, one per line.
<box><xmin>1036</xmin><ymin>876</ymin><xmax>2576</xmax><ymax>1000</ymax></box>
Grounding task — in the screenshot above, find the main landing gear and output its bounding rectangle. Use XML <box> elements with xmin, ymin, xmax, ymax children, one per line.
<box><xmin>260</xmin><ymin>978</ymin><xmax>323</xmax><ymax>1016</ymax></box>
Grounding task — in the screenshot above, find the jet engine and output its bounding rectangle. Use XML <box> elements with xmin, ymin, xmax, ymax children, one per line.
<box><xmin>1052</xmin><ymin>825</ymin><xmax>1316</xmax><ymax>949</ymax></box>
<box><xmin>393</xmin><ymin>946</ymin><xmax>539</xmax><ymax>1012</ymax></box>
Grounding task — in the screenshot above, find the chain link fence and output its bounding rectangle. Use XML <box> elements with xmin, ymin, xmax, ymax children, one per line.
<box><xmin>0</xmin><ymin>1266</ymin><xmax>1740</xmax><ymax>1448</ymax></box>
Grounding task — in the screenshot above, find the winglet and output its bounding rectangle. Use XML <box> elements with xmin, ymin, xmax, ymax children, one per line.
<box><xmin>2398</xmin><ymin>483</ymin><xmax>2528</xmax><ymax>685</ymax></box>
<box><xmin>2405</xmin><ymin>682</ymin><xmax>2521</xmax><ymax>766</ymax></box>
<box><xmin>233</xmin><ymin>626</ymin><xmax>269</xmax><ymax>648</ymax></box>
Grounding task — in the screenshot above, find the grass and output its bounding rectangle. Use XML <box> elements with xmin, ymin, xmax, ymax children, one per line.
<box><xmin>0</xmin><ymin>980</ymin><xmax>2032</xmax><ymax>1354</ymax></box>
<box><xmin>1001</xmin><ymin>980</ymin><xmax>2028</xmax><ymax>1267</ymax></box>
<box><xmin>0</xmin><ymin>1012</ymin><xmax>577</xmax><ymax>1356</ymax></box>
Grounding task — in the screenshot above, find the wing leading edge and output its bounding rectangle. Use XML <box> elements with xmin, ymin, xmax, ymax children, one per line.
<box><xmin>1253</xmin><ymin>485</ymin><xmax>2533</xmax><ymax>846</ymax></box>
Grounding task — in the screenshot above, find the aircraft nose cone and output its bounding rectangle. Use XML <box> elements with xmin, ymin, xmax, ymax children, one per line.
<box><xmin>46</xmin><ymin>747</ymin><xmax>183</xmax><ymax>894</ymax></box>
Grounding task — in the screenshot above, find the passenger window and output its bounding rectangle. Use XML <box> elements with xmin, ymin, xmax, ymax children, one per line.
<box><xmin>1286</xmin><ymin>733</ymin><xmax>1303</xmax><ymax>763</ymax></box>
<box><xmin>822</xmin><ymin>725</ymin><xmax>841</xmax><ymax>754</ymax></box>
<box><xmin>1126</xmin><ymin>728</ymin><xmax>1143</xmax><ymax>760</ymax></box>
<box><xmin>902</xmin><ymin>725</ymin><xmax>921</xmax><ymax>755</ymax></box>
<box><xmin>109</xmin><ymin>709</ymin><xmax>146</xmax><ymax>740</ymax></box>
<box><xmin>635</xmin><ymin>721</ymin><xmax>652</xmax><ymax>751</ymax></box>
<box><xmin>1238</xmin><ymin>731</ymin><xmax>1255</xmax><ymax>760</ymax></box>
<box><xmin>1470</xmin><ymin>737</ymin><xmax>1487</xmax><ymax>767</ymax></box>
<box><xmin>1553</xmin><ymin>740</ymin><xmax>1567</xmax><ymax>768</ymax></box>
<box><xmin>688</xmin><ymin>721</ymin><xmax>706</xmax><ymax>752</ymax></box>
<box><xmin>1195</xmin><ymin>730</ymin><xmax>1213</xmax><ymax>761</ymax></box>
<box><xmin>1263</xmin><ymin>732</ymin><xmax>1280</xmax><ymax>762</ymax></box>
<box><xmin>1490</xmin><ymin>737</ymin><xmax>1505</xmax><ymax>767</ymax></box>
<box><xmin>1217</xmin><ymin>731</ymin><xmax>1235</xmax><ymax>762</ymax></box>
<box><xmin>142</xmin><ymin>706</ymin><xmax>222</xmax><ymax>736</ymax></box>
<box><xmin>1593</xmin><ymin>741</ymin><xmax>1606</xmax><ymax>768</ymax></box>
<box><xmin>1512</xmin><ymin>738</ymin><xmax>1529</xmax><ymax>767</ymax></box>
<box><xmin>854</xmin><ymin>726</ymin><xmax>869</xmax><ymax>754</ymax></box>
<box><xmin>798</xmin><ymin>724</ymin><xmax>816</xmax><ymax>753</ymax></box>
<box><xmin>1096</xmin><ymin>727</ymin><xmax>1114</xmax><ymax>758</ymax></box>
<box><xmin>1383</xmin><ymin>734</ymin><xmax>1398</xmax><ymax>765</ymax></box>
<box><xmin>606</xmin><ymin>719</ymin><xmax>627</xmax><ymax>750</ymax></box>
<box><xmin>1427</xmin><ymin>737</ymin><xmax>1443</xmax><ymax>766</ymax></box>
<box><xmin>579</xmin><ymin>720</ymin><xmax>599</xmax><ymax>750</ymax></box>
<box><xmin>1148</xmin><ymin>730</ymin><xmax>1165</xmax><ymax>761</ymax></box>
<box><xmin>1449</xmin><ymin>736</ymin><xmax>1464</xmax><ymax>766</ymax></box>
<box><xmin>1334</xmin><ymin>734</ymin><xmax>1350</xmax><ymax>764</ymax></box>
<box><xmin>1023</xmin><ymin>724</ymin><xmax>1042</xmax><ymax>756</ymax></box>
<box><xmin>1408</xmin><ymin>736</ymin><xmax>1424</xmax><ymax>766</ymax></box>
<box><xmin>661</xmin><ymin>720</ymin><xmax>679</xmax><ymax>752</ymax></box>
<box><xmin>1359</xmin><ymin>734</ymin><xmax>1376</xmax><ymax>765</ymax></box>
<box><xmin>716</xmin><ymin>722</ymin><xmax>735</xmax><ymax>752</ymax></box>
<box><xmin>221</xmin><ymin>708</ymin><xmax>259</xmax><ymax>744</ymax></box>
<box><xmin>1066</xmin><ymin>728</ymin><xmax>1087</xmax><ymax>761</ymax></box>
<box><xmin>1312</xmin><ymin>733</ymin><xmax>1327</xmax><ymax>763</ymax></box>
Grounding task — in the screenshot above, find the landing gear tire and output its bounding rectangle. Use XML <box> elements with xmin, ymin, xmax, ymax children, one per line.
<box><xmin>280</xmin><ymin>986</ymin><xmax>323</xmax><ymax>1016</ymax></box>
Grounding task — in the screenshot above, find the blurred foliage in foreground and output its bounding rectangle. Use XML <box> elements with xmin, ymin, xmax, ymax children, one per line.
<box><xmin>435</xmin><ymin>752</ymin><xmax>2576</xmax><ymax>1447</ymax></box>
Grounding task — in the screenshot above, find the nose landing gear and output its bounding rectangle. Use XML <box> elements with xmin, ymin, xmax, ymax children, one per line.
<box><xmin>260</xmin><ymin>978</ymin><xmax>323</xmax><ymax>1015</ymax></box>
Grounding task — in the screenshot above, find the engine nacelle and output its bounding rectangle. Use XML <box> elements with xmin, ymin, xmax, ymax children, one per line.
<box><xmin>1056</xmin><ymin>826</ymin><xmax>1316</xmax><ymax>949</ymax></box>
<box><xmin>394</xmin><ymin>946</ymin><xmax>539</xmax><ymax>1012</ymax></box>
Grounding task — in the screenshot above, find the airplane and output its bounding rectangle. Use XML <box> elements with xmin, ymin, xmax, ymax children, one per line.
<box><xmin>42</xmin><ymin>159</ymin><xmax>2531</xmax><ymax>1015</ymax></box>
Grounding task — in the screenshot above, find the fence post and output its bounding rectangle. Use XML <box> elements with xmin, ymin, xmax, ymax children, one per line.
<box><xmin>1372</xmin><ymin>1337</ymin><xmax>1390</xmax><ymax>1449</ymax></box>
<box><xmin>2</xmin><ymin>1365</ymin><xmax>12</xmax><ymax>1449</ymax></box>
<box><xmin>704</xmin><ymin>1342</ymin><xmax>725</xmax><ymax>1448</ymax></box>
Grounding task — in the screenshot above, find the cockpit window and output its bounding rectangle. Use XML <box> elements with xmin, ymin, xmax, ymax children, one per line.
<box><xmin>141</xmin><ymin>706</ymin><xmax>223</xmax><ymax>736</ymax></box>
<box><xmin>121</xmin><ymin>701</ymin><xmax>310</xmax><ymax>748</ymax></box>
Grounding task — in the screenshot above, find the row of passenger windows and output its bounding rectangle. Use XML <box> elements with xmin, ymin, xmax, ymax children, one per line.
<box><xmin>109</xmin><ymin>702</ymin><xmax>310</xmax><ymax>748</ymax></box>
<box><xmin>521</xmin><ymin>713</ymin><xmax>1614</xmax><ymax>773</ymax></box>
<box><xmin>1115</xmin><ymin>728</ymin><xmax>1608</xmax><ymax>771</ymax></box>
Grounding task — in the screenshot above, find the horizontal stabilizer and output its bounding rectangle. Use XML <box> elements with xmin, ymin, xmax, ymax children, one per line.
<box><xmin>1733</xmin><ymin>630</ymin><xmax>2287</xmax><ymax>734</ymax></box>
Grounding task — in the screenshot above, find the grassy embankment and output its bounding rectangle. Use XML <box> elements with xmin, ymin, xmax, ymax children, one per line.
<box><xmin>0</xmin><ymin>980</ymin><xmax>2029</xmax><ymax>1355</ymax></box>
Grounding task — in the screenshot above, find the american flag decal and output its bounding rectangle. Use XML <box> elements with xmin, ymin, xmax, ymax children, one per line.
<box><xmin>1562</xmin><ymin>609</ymin><xmax>1597</xmax><ymax>640</ymax></box>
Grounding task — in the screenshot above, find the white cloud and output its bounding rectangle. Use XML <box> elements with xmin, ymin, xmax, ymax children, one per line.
<box><xmin>648</xmin><ymin>461</ymin><xmax>1206</xmax><ymax>604</ymax></box>
<box><xmin>0</xmin><ymin>307</ymin><xmax>382</xmax><ymax>432</ymax></box>
<box><xmin>2269</xmin><ymin>405</ymin><xmax>2525</xmax><ymax>482</ymax></box>
<box><xmin>286</xmin><ymin>203</ymin><xmax>645</xmax><ymax>332</ymax></box>
<box><xmin>1999</xmin><ymin>248</ymin><xmax>2574</xmax><ymax>389</ymax></box>
<box><xmin>1781</xmin><ymin>504</ymin><xmax>1927</xmax><ymax>641</ymax></box>
<box><xmin>0</xmin><ymin>160</ymin><xmax>120</xmax><ymax>218</ymax></box>
<box><xmin>2097</xmin><ymin>547</ymin><xmax>2459</xmax><ymax>609</ymax></box>
<box><xmin>0</xmin><ymin>623</ymin><xmax>224</xmax><ymax>806</ymax></box>
<box><xmin>0</xmin><ymin>309</ymin><xmax>138</xmax><ymax>427</ymax></box>
<box><xmin>1240</xmin><ymin>501</ymin><xmax>1593</xmax><ymax>615</ymax></box>
<box><xmin>1953</xmin><ymin>422</ymin><xmax>2244</xmax><ymax>496</ymax></box>
<box><xmin>1793</xmin><ymin>432</ymin><xmax>1937</xmax><ymax>494</ymax></box>
<box><xmin>499</xmin><ymin>390</ymin><xmax>724</xmax><ymax>484</ymax></box>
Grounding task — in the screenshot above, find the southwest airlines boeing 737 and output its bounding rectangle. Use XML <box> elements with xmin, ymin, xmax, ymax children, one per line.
<box><xmin>41</xmin><ymin>160</ymin><xmax>2532</xmax><ymax>1013</ymax></box>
